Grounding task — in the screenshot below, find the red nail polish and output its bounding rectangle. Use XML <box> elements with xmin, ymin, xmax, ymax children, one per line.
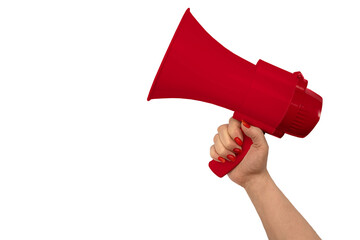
<box><xmin>234</xmin><ymin>137</ymin><xmax>243</xmax><ymax>146</ymax></box>
<box><xmin>218</xmin><ymin>156</ymin><xmax>226</xmax><ymax>163</ymax></box>
<box><xmin>227</xmin><ymin>154</ymin><xmax>236</xmax><ymax>162</ymax></box>
<box><xmin>242</xmin><ymin>120</ymin><xmax>250</xmax><ymax>128</ymax></box>
<box><xmin>233</xmin><ymin>148</ymin><xmax>242</xmax><ymax>154</ymax></box>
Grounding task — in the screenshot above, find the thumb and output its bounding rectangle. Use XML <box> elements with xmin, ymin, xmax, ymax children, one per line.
<box><xmin>241</xmin><ymin>120</ymin><xmax>267</xmax><ymax>149</ymax></box>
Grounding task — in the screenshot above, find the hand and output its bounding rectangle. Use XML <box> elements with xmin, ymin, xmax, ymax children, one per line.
<box><xmin>210</xmin><ymin>118</ymin><xmax>269</xmax><ymax>187</ymax></box>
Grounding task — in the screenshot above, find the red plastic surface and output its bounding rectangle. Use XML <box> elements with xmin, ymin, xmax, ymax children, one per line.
<box><xmin>209</xmin><ymin>133</ymin><xmax>252</xmax><ymax>178</ymax></box>
<box><xmin>148</xmin><ymin>8</ymin><xmax>323</xmax><ymax>177</ymax></box>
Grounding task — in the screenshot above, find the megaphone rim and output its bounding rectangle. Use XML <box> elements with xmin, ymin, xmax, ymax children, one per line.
<box><xmin>147</xmin><ymin>8</ymin><xmax>191</xmax><ymax>101</ymax></box>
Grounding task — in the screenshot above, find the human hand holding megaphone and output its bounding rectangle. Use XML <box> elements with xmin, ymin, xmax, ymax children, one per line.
<box><xmin>210</xmin><ymin>117</ymin><xmax>269</xmax><ymax>187</ymax></box>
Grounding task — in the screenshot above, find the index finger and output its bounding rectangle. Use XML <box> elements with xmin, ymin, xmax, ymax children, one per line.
<box><xmin>228</xmin><ymin>117</ymin><xmax>244</xmax><ymax>146</ymax></box>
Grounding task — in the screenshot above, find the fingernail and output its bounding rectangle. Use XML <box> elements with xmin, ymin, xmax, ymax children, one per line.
<box><xmin>233</xmin><ymin>148</ymin><xmax>242</xmax><ymax>155</ymax></box>
<box><xmin>218</xmin><ymin>156</ymin><xmax>226</xmax><ymax>163</ymax></box>
<box><xmin>227</xmin><ymin>154</ymin><xmax>236</xmax><ymax>162</ymax></box>
<box><xmin>242</xmin><ymin>120</ymin><xmax>250</xmax><ymax>128</ymax></box>
<box><xmin>234</xmin><ymin>137</ymin><xmax>243</xmax><ymax>146</ymax></box>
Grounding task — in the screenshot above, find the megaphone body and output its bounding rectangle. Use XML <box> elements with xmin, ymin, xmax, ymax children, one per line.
<box><xmin>148</xmin><ymin>8</ymin><xmax>322</xmax><ymax>177</ymax></box>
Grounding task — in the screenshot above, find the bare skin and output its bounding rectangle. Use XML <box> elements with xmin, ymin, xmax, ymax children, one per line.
<box><xmin>210</xmin><ymin>117</ymin><xmax>320</xmax><ymax>240</ymax></box>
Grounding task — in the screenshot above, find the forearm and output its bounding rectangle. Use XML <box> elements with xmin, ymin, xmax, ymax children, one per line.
<box><xmin>244</xmin><ymin>171</ymin><xmax>320</xmax><ymax>240</ymax></box>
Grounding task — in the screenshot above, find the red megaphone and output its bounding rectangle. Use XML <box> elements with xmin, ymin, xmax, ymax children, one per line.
<box><xmin>147</xmin><ymin>8</ymin><xmax>323</xmax><ymax>178</ymax></box>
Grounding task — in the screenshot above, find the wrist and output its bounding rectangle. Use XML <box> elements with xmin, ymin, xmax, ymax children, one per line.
<box><xmin>243</xmin><ymin>170</ymin><xmax>272</xmax><ymax>192</ymax></box>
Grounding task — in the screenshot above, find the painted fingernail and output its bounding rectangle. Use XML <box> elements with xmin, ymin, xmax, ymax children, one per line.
<box><xmin>218</xmin><ymin>156</ymin><xmax>226</xmax><ymax>163</ymax></box>
<box><xmin>242</xmin><ymin>120</ymin><xmax>250</xmax><ymax>128</ymax></box>
<box><xmin>227</xmin><ymin>154</ymin><xmax>236</xmax><ymax>162</ymax></box>
<box><xmin>234</xmin><ymin>137</ymin><xmax>243</xmax><ymax>146</ymax></box>
<box><xmin>233</xmin><ymin>148</ymin><xmax>242</xmax><ymax>155</ymax></box>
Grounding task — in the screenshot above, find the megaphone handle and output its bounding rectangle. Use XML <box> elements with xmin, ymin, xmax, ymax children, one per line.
<box><xmin>208</xmin><ymin>133</ymin><xmax>253</xmax><ymax>178</ymax></box>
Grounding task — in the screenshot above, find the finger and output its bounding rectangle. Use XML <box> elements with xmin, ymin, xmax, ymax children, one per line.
<box><xmin>210</xmin><ymin>145</ymin><xmax>224</xmax><ymax>163</ymax></box>
<box><xmin>217</xmin><ymin>124</ymin><xmax>242</xmax><ymax>155</ymax></box>
<box><xmin>241</xmin><ymin>120</ymin><xmax>267</xmax><ymax>149</ymax></box>
<box><xmin>228</xmin><ymin>118</ymin><xmax>244</xmax><ymax>152</ymax></box>
<box><xmin>213</xmin><ymin>134</ymin><xmax>236</xmax><ymax>162</ymax></box>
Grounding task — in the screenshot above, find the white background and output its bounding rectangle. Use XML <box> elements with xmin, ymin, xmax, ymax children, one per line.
<box><xmin>0</xmin><ymin>0</ymin><xmax>359</xmax><ymax>239</ymax></box>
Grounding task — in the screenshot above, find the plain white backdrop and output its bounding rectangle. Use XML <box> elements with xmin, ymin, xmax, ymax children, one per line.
<box><xmin>0</xmin><ymin>0</ymin><xmax>359</xmax><ymax>239</ymax></box>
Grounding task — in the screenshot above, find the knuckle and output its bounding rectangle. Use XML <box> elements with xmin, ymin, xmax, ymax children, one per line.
<box><xmin>213</xmin><ymin>134</ymin><xmax>218</xmax><ymax>142</ymax></box>
<box><xmin>210</xmin><ymin>145</ymin><xmax>216</xmax><ymax>158</ymax></box>
<box><xmin>217</xmin><ymin>145</ymin><xmax>228</xmax><ymax>156</ymax></box>
<box><xmin>228</xmin><ymin>127</ymin><xmax>241</xmax><ymax>139</ymax></box>
<box><xmin>222</xmin><ymin>138</ymin><xmax>233</xmax><ymax>149</ymax></box>
<box><xmin>217</xmin><ymin>124</ymin><xmax>228</xmax><ymax>133</ymax></box>
<box><xmin>255</xmin><ymin>128</ymin><xmax>264</xmax><ymax>135</ymax></box>
<box><xmin>229</xmin><ymin>117</ymin><xmax>241</xmax><ymax>126</ymax></box>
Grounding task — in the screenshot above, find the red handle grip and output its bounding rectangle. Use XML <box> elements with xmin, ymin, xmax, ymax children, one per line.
<box><xmin>208</xmin><ymin>133</ymin><xmax>253</xmax><ymax>178</ymax></box>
